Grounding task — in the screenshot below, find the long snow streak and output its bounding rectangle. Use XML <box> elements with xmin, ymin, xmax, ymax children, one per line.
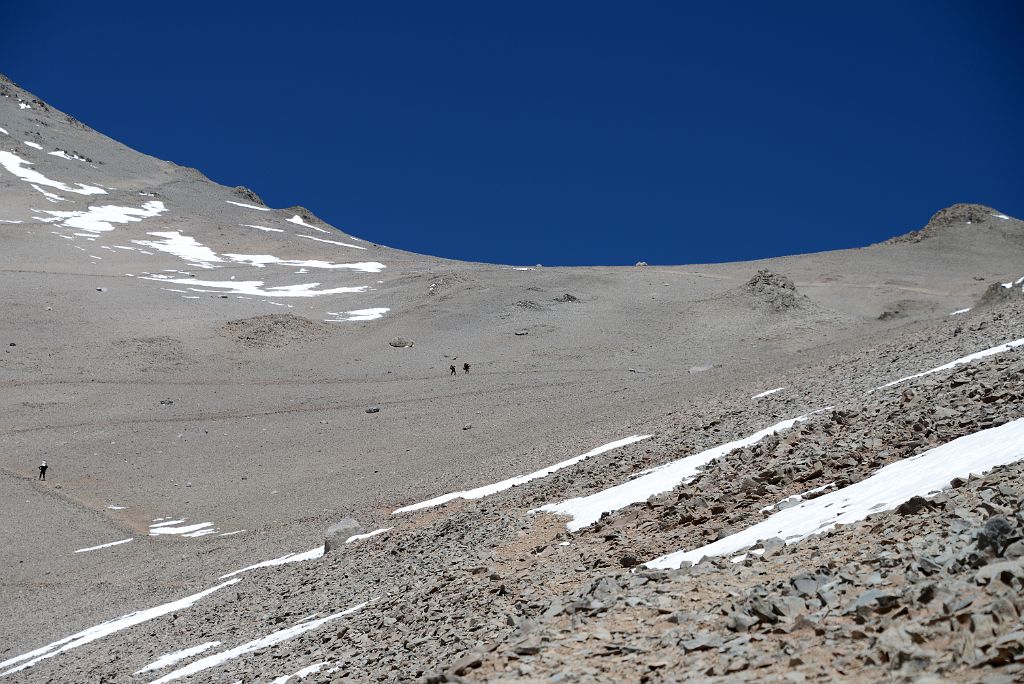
<box><xmin>393</xmin><ymin>435</ymin><xmax>652</xmax><ymax>515</ymax></box>
<box><xmin>220</xmin><ymin>545</ymin><xmax>325</xmax><ymax>580</ymax></box>
<box><xmin>537</xmin><ymin>413</ymin><xmax>824</xmax><ymax>531</ymax></box>
<box><xmin>647</xmin><ymin>418</ymin><xmax>1024</xmax><ymax>569</ymax></box>
<box><xmin>149</xmin><ymin>602</ymin><xmax>369</xmax><ymax>683</ymax></box>
<box><xmin>871</xmin><ymin>338</ymin><xmax>1024</xmax><ymax>392</ymax></box>
<box><xmin>134</xmin><ymin>641</ymin><xmax>222</xmax><ymax>674</ymax></box>
<box><xmin>0</xmin><ymin>579</ymin><xmax>240</xmax><ymax>677</ymax></box>
<box><xmin>0</xmin><ymin>151</ymin><xmax>106</xmax><ymax>195</ymax></box>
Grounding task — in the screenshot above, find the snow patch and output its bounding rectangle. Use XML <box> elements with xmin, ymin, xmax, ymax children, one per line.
<box><xmin>0</xmin><ymin>151</ymin><xmax>106</xmax><ymax>195</ymax></box>
<box><xmin>537</xmin><ymin>413</ymin><xmax>825</xmax><ymax>531</ymax></box>
<box><xmin>134</xmin><ymin>641</ymin><xmax>222</xmax><ymax>674</ymax></box>
<box><xmin>132</xmin><ymin>231</ymin><xmax>223</xmax><ymax>268</ymax></box>
<box><xmin>871</xmin><ymin>339</ymin><xmax>1024</xmax><ymax>392</ymax></box>
<box><xmin>394</xmin><ymin>435</ymin><xmax>651</xmax><ymax>515</ymax></box>
<box><xmin>286</xmin><ymin>214</ymin><xmax>329</xmax><ymax>233</ymax></box>
<box><xmin>225</xmin><ymin>200</ymin><xmax>270</xmax><ymax>211</ymax></box>
<box><xmin>220</xmin><ymin>545</ymin><xmax>325</xmax><ymax>579</ymax></box>
<box><xmin>149</xmin><ymin>602</ymin><xmax>369</xmax><ymax>684</ymax></box>
<box><xmin>751</xmin><ymin>387</ymin><xmax>785</xmax><ymax>400</ymax></box>
<box><xmin>345</xmin><ymin>527</ymin><xmax>393</xmax><ymax>543</ymax></box>
<box><xmin>950</xmin><ymin>308</ymin><xmax>972</xmax><ymax>316</ymax></box>
<box><xmin>0</xmin><ymin>579</ymin><xmax>239</xmax><ymax>676</ymax></box>
<box><xmin>297</xmin><ymin>234</ymin><xmax>366</xmax><ymax>250</ymax></box>
<box><xmin>222</xmin><ymin>254</ymin><xmax>385</xmax><ymax>272</ymax></box>
<box><xmin>648</xmin><ymin>418</ymin><xmax>1024</xmax><ymax>568</ymax></box>
<box><xmin>23</xmin><ymin>141</ymin><xmax>43</xmax><ymax>150</ymax></box>
<box><xmin>74</xmin><ymin>538</ymin><xmax>133</xmax><ymax>553</ymax></box>
<box><xmin>36</xmin><ymin>200</ymin><xmax>166</xmax><ymax>233</ymax></box>
<box><xmin>140</xmin><ymin>274</ymin><xmax>369</xmax><ymax>298</ymax></box>
<box><xmin>240</xmin><ymin>223</ymin><xmax>284</xmax><ymax>233</ymax></box>
<box><xmin>325</xmin><ymin>307</ymin><xmax>390</xmax><ymax>322</ymax></box>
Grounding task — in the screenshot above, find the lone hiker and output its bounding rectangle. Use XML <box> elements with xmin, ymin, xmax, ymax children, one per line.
<box><xmin>38</xmin><ymin>460</ymin><xmax>47</xmax><ymax>481</ymax></box>
<box><xmin>463</xmin><ymin>362</ymin><xmax>470</xmax><ymax>374</ymax></box>
<box><xmin>449</xmin><ymin>364</ymin><xmax>457</xmax><ymax>376</ymax></box>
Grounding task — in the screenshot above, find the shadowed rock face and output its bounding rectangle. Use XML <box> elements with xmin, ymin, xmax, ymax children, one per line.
<box><xmin>744</xmin><ymin>269</ymin><xmax>803</xmax><ymax>312</ymax></box>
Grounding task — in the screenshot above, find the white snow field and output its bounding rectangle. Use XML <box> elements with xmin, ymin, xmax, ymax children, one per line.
<box><xmin>133</xmin><ymin>231</ymin><xmax>223</xmax><ymax>267</ymax></box>
<box><xmin>393</xmin><ymin>435</ymin><xmax>652</xmax><ymax>515</ymax></box>
<box><xmin>0</xmin><ymin>150</ymin><xmax>106</xmax><ymax>195</ymax></box>
<box><xmin>0</xmin><ymin>579</ymin><xmax>240</xmax><ymax>677</ymax></box>
<box><xmin>647</xmin><ymin>418</ymin><xmax>1024</xmax><ymax>569</ymax></box>
<box><xmin>134</xmin><ymin>641</ymin><xmax>222</xmax><ymax>674</ymax></box>
<box><xmin>537</xmin><ymin>413</ymin><xmax>824</xmax><ymax>531</ymax></box>
<box><xmin>871</xmin><ymin>338</ymin><xmax>1024</xmax><ymax>392</ymax></box>
<box><xmin>35</xmin><ymin>200</ymin><xmax>166</xmax><ymax>233</ymax></box>
<box><xmin>148</xmin><ymin>602</ymin><xmax>370</xmax><ymax>684</ymax></box>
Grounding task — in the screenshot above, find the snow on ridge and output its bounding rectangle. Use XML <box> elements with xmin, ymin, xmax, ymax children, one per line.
<box><xmin>134</xmin><ymin>641</ymin><xmax>222</xmax><ymax>674</ymax></box>
<box><xmin>225</xmin><ymin>200</ymin><xmax>270</xmax><ymax>211</ymax></box>
<box><xmin>393</xmin><ymin>435</ymin><xmax>652</xmax><ymax>515</ymax></box>
<box><xmin>325</xmin><ymin>307</ymin><xmax>390</xmax><ymax>322</ymax></box>
<box><xmin>286</xmin><ymin>214</ymin><xmax>329</xmax><ymax>233</ymax></box>
<box><xmin>36</xmin><ymin>200</ymin><xmax>166</xmax><ymax>233</ymax></box>
<box><xmin>74</xmin><ymin>538</ymin><xmax>133</xmax><ymax>554</ymax></box>
<box><xmin>871</xmin><ymin>338</ymin><xmax>1024</xmax><ymax>392</ymax></box>
<box><xmin>0</xmin><ymin>578</ymin><xmax>240</xmax><ymax>676</ymax></box>
<box><xmin>297</xmin><ymin>234</ymin><xmax>366</xmax><ymax>250</ymax></box>
<box><xmin>537</xmin><ymin>412</ymin><xmax>826</xmax><ymax>532</ymax></box>
<box><xmin>751</xmin><ymin>387</ymin><xmax>785</xmax><ymax>400</ymax></box>
<box><xmin>24</xmin><ymin>141</ymin><xmax>43</xmax><ymax>150</ymax></box>
<box><xmin>149</xmin><ymin>602</ymin><xmax>369</xmax><ymax>684</ymax></box>
<box><xmin>0</xmin><ymin>150</ymin><xmax>106</xmax><ymax>195</ymax></box>
<box><xmin>647</xmin><ymin>418</ymin><xmax>1024</xmax><ymax>569</ymax></box>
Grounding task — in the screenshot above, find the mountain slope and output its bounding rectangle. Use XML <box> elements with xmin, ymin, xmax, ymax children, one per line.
<box><xmin>2</xmin><ymin>75</ymin><xmax>1023</xmax><ymax>682</ymax></box>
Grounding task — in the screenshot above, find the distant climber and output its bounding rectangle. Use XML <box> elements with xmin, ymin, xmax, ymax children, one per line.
<box><xmin>449</xmin><ymin>364</ymin><xmax>457</xmax><ymax>376</ymax></box>
<box><xmin>463</xmin><ymin>362</ymin><xmax>470</xmax><ymax>374</ymax></box>
<box><xmin>38</xmin><ymin>460</ymin><xmax>47</xmax><ymax>481</ymax></box>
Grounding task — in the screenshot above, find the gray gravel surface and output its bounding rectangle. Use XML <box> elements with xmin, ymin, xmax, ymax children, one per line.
<box><xmin>2</xmin><ymin>74</ymin><xmax>1024</xmax><ymax>682</ymax></box>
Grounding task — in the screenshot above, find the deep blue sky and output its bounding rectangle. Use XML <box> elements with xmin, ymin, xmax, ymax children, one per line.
<box><xmin>5</xmin><ymin>2</ymin><xmax>1022</xmax><ymax>265</ymax></box>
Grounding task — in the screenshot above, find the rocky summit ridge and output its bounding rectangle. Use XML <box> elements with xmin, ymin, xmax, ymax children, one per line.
<box><xmin>1</xmin><ymin>76</ymin><xmax>1024</xmax><ymax>683</ymax></box>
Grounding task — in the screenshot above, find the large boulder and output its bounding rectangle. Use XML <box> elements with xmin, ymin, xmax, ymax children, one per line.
<box><xmin>389</xmin><ymin>337</ymin><xmax>414</xmax><ymax>348</ymax></box>
<box><xmin>324</xmin><ymin>517</ymin><xmax>364</xmax><ymax>553</ymax></box>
